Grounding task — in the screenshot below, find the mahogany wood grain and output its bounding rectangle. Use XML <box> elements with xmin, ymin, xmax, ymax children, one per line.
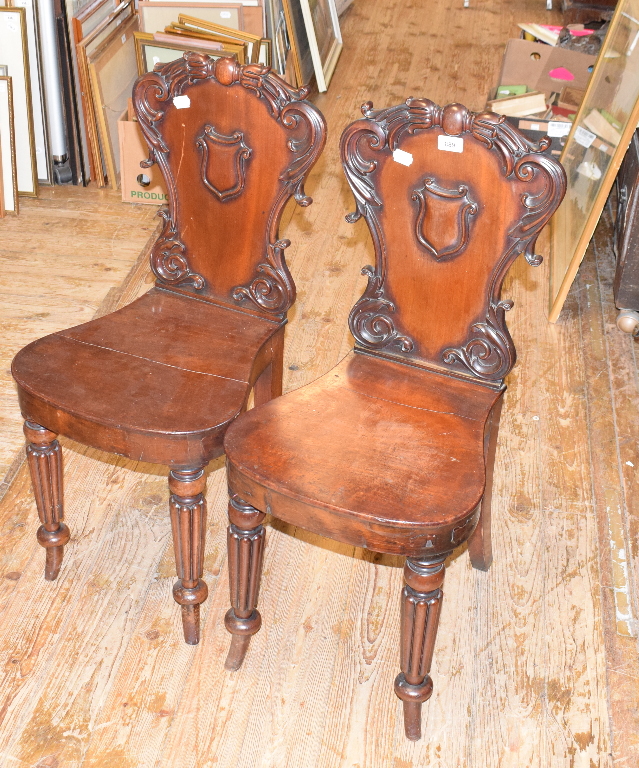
<box><xmin>11</xmin><ymin>55</ymin><xmax>326</xmax><ymax>643</ymax></box>
<box><xmin>224</xmin><ymin>100</ymin><xmax>566</xmax><ymax>739</ymax></box>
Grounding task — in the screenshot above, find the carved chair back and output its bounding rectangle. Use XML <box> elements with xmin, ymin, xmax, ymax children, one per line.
<box><xmin>134</xmin><ymin>54</ymin><xmax>326</xmax><ymax>319</ymax></box>
<box><xmin>341</xmin><ymin>100</ymin><xmax>566</xmax><ymax>385</ymax></box>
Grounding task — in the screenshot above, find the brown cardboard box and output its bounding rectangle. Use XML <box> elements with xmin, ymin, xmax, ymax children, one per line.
<box><xmin>117</xmin><ymin>110</ymin><xmax>168</xmax><ymax>205</ymax></box>
<box><xmin>498</xmin><ymin>39</ymin><xmax>596</xmax><ymax>99</ymax></box>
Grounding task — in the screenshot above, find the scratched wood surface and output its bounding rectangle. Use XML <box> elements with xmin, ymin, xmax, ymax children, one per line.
<box><xmin>0</xmin><ymin>0</ymin><xmax>637</xmax><ymax>764</ymax></box>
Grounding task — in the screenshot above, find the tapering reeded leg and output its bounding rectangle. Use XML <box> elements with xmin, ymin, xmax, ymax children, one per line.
<box><xmin>24</xmin><ymin>421</ymin><xmax>70</xmax><ymax>581</ymax></box>
<box><xmin>253</xmin><ymin>327</ymin><xmax>284</xmax><ymax>407</ymax></box>
<box><xmin>169</xmin><ymin>467</ymin><xmax>208</xmax><ymax>645</ymax></box>
<box><xmin>394</xmin><ymin>553</ymin><xmax>449</xmax><ymax>741</ymax></box>
<box><xmin>224</xmin><ymin>493</ymin><xmax>266</xmax><ymax>671</ymax></box>
<box><xmin>468</xmin><ymin>396</ymin><xmax>503</xmax><ymax>571</ymax></box>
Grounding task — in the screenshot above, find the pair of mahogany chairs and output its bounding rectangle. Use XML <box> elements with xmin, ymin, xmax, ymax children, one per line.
<box><xmin>11</xmin><ymin>55</ymin><xmax>566</xmax><ymax>740</ymax></box>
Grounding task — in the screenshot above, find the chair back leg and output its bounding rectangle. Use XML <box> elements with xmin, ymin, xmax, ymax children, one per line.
<box><xmin>224</xmin><ymin>494</ymin><xmax>266</xmax><ymax>670</ymax></box>
<box><xmin>253</xmin><ymin>327</ymin><xmax>285</xmax><ymax>407</ymax></box>
<box><xmin>468</xmin><ymin>395</ymin><xmax>504</xmax><ymax>571</ymax></box>
<box><xmin>394</xmin><ymin>553</ymin><xmax>449</xmax><ymax>741</ymax></box>
<box><xmin>169</xmin><ymin>467</ymin><xmax>208</xmax><ymax>645</ymax></box>
<box><xmin>24</xmin><ymin>421</ymin><xmax>70</xmax><ymax>581</ymax></box>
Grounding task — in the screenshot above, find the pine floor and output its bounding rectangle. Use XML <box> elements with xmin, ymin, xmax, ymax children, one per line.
<box><xmin>0</xmin><ymin>0</ymin><xmax>638</xmax><ymax>765</ymax></box>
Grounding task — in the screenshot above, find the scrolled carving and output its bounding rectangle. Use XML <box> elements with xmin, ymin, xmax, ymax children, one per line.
<box><xmin>133</xmin><ymin>52</ymin><xmax>326</xmax><ymax>308</ymax></box>
<box><xmin>341</xmin><ymin>118</ymin><xmax>415</xmax><ymax>354</ymax></box>
<box><xmin>340</xmin><ymin>96</ymin><xmax>566</xmax><ymax>381</ymax></box>
<box><xmin>152</xmin><ymin>210</ymin><xmax>205</xmax><ymax>289</ymax></box>
<box><xmin>349</xmin><ymin>266</ymin><xmax>413</xmax><ymax>352</ymax></box>
<box><xmin>412</xmin><ymin>178</ymin><xmax>478</xmax><ymax>260</ymax></box>
<box><xmin>232</xmin><ymin>239</ymin><xmax>295</xmax><ymax>314</ymax></box>
<box><xmin>442</xmin><ymin>300</ymin><xmax>515</xmax><ymax>381</ymax></box>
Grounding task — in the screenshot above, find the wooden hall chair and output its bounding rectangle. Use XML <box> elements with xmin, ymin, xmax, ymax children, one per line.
<box><xmin>11</xmin><ymin>55</ymin><xmax>326</xmax><ymax>646</ymax></box>
<box><xmin>223</xmin><ymin>99</ymin><xmax>566</xmax><ymax>739</ymax></box>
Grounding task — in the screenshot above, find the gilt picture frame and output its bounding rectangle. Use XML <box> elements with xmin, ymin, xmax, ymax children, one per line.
<box><xmin>0</xmin><ymin>76</ymin><xmax>19</xmax><ymax>214</ymax></box>
<box><xmin>299</xmin><ymin>0</ymin><xmax>341</xmax><ymax>91</ymax></box>
<box><xmin>0</xmin><ymin>7</ymin><xmax>37</xmax><ymax>196</ymax></box>
<box><xmin>134</xmin><ymin>31</ymin><xmax>241</xmax><ymax>73</ymax></box>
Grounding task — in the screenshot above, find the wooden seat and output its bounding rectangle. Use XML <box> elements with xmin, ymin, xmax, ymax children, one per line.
<box><xmin>223</xmin><ymin>100</ymin><xmax>566</xmax><ymax>739</ymax></box>
<box><xmin>226</xmin><ymin>352</ymin><xmax>501</xmax><ymax>550</ymax></box>
<box><xmin>11</xmin><ymin>55</ymin><xmax>326</xmax><ymax>645</ymax></box>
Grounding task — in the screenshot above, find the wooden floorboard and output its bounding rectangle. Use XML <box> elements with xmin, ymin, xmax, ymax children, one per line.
<box><xmin>0</xmin><ymin>0</ymin><xmax>637</xmax><ymax>764</ymax></box>
<box><xmin>0</xmin><ymin>186</ymin><xmax>158</xmax><ymax>484</ymax></box>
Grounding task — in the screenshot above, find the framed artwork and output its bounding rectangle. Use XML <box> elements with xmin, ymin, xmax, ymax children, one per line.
<box><xmin>76</xmin><ymin>0</ymin><xmax>135</xmax><ymax>185</ymax></box>
<box><xmin>265</xmin><ymin>0</ymin><xmax>285</xmax><ymax>75</ymax></box>
<box><xmin>0</xmin><ymin>76</ymin><xmax>19</xmax><ymax>214</ymax></box>
<box><xmin>134</xmin><ymin>31</ymin><xmax>240</xmax><ymax>73</ymax></box>
<box><xmin>178</xmin><ymin>13</ymin><xmax>261</xmax><ymax>61</ymax></box>
<box><xmin>8</xmin><ymin>0</ymin><xmax>52</xmax><ymax>183</ymax></box>
<box><xmin>549</xmin><ymin>0</ymin><xmax>639</xmax><ymax>322</ymax></box>
<box><xmin>258</xmin><ymin>37</ymin><xmax>271</xmax><ymax>66</ymax></box>
<box><xmin>164</xmin><ymin>24</ymin><xmax>247</xmax><ymax>59</ymax></box>
<box><xmin>88</xmin><ymin>15</ymin><xmax>139</xmax><ymax>188</ymax></box>
<box><xmin>0</xmin><ymin>7</ymin><xmax>37</xmax><ymax>196</ymax></box>
<box><xmin>299</xmin><ymin>0</ymin><xmax>341</xmax><ymax>91</ymax></box>
<box><xmin>73</xmin><ymin>0</ymin><xmax>118</xmax><ymax>40</ymax></box>
<box><xmin>280</xmin><ymin>0</ymin><xmax>312</xmax><ymax>86</ymax></box>
<box><xmin>139</xmin><ymin>2</ymin><xmax>243</xmax><ymax>33</ymax></box>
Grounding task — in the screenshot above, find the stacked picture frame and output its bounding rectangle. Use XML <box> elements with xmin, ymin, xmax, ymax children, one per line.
<box><xmin>0</xmin><ymin>0</ymin><xmax>345</xmax><ymax>192</ymax></box>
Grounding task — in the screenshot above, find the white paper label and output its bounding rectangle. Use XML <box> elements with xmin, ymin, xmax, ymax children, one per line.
<box><xmin>173</xmin><ymin>95</ymin><xmax>191</xmax><ymax>110</ymax></box>
<box><xmin>574</xmin><ymin>125</ymin><xmax>596</xmax><ymax>148</ymax></box>
<box><xmin>438</xmin><ymin>135</ymin><xmax>464</xmax><ymax>153</ymax></box>
<box><xmin>530</xmin><ymin>123</ymin><xmax>540</xmax><ymax>131</ymax></box>
<box><xmin>547</xmin><ymin>121</ymin><xmax>571</xmax><ymax>137</ymax></box>
<box><xmin>220</xmin><ymin>10</ymin><xmax>231</xmax><ymax>17</ymax></box>
<box><xmin>392</xmin><ymin>148</ymin><xmax>413</xmax><ymax>166</ymax></box>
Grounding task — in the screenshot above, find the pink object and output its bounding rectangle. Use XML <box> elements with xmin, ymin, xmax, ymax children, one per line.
<box><xmin>549</xmin><ymin>66</ymin><xmax>575</xmax><ymax>81</ymax></box>
<box><xmin>540</xmin><ymin>24</ymin><xmax>594</xmax><ymax>36</ymax></box>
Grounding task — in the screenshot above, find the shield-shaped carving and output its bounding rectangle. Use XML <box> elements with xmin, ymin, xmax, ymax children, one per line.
<box><xmin>196</xmin><ymin>124</ymin><xmax>252</xmax><ymax>202</ymax></box>
<box><xmin>411</xmin><ymin>178</ymin><xmax>478</xmax><ymax>260</ymax></box>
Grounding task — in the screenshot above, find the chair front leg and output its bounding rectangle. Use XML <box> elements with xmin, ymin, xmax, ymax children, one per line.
<box><xmin>224</xmin><ymin>493</ymin><xmax>266</xmax><ymax>671</ymax></box>
<box><xmin>24</xmin><ymin>421</ymin><xmax>70</xmax><ymax>581</ymax></box>
<box><xmin>468</xmin><ymin>395</ymin><xmax>503</xmax><ymax>571</ymax></box>
<box><xmin>253</xmin><ymin>327</ymin><xmax>284</xmax><ymax>407</ymax></box>
<box><xmin>169</xmin><ymin>467</ymin><xmax>208</xmax><ymax>645</ymax></box>
<box><xmin>394</xmin><ymin>552</ymin><xmax>449</xmax><ymax>741</ymax></box>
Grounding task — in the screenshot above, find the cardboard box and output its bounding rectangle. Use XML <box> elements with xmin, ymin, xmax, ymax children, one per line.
<box><xmin>498</xmin><ymin>39</ymin><xmax>596</xmax><ymax>99</ymax></box>
<box><xmin>117</xmin><ymin>110</ymin><xmax>168</xmax><ymax>205</ymax></box>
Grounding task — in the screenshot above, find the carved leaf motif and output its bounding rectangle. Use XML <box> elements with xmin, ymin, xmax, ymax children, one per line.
<box><xmin>412</xmin><ymin>178</ymin><xmax>478</xmax><ymax>261</ymax></box>
<box><xmin>348</xmin><ymin>266</ymin><xmax>414</xmax><ymax>352</ymax></box>
<box><xmin>341</xmin><ymin>121</ymin><xmax>415</xmax><ymax>354</ymax></box>
<box><xmin>442</xmin><ymin>300</ymin><xmax>515</xmax><ymax>381</ymax></box>
<box><xmin>232</xmin><ymin>239</ymin><xmax>295</xmax><ymax>314</ymax></box>
<box><xmin>196</xmin><ymin>125</ymin><xmax>252</xmax><ymax>202</ymax></box>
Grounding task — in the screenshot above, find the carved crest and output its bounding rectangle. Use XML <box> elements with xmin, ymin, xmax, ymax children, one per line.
<box><xmin>133</xmin><ymin>55</ymin><xmax>326</xmax><ymax>312</ymax></box>
<box><xmin>411</xmin><ymin>178</ymin><xmax>478</xmax><ymax>261</ymax></box>
<box><xmin>340</xmin><ymin>99</ymin><xmax>566</xmax><ymax>383</ymax></box>
<box><xmin>196</xmin><ymin>124</ymin><xmax>252</xmax><ymax>202</ymax></box>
